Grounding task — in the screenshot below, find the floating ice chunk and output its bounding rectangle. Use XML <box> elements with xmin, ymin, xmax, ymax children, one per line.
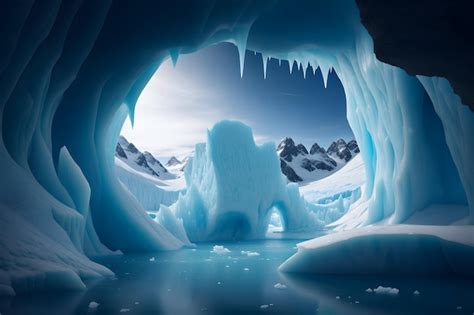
<box><xmin>373</xmin><ymin>286</ymin><xmax>399</xmax><ymax>295</ymax></box>
<box><xmin>365</xmin><ymin>288</ymin><xmax>373</xmax><ymax>293</ymax></box>
<box><xmin>243</xmin><ymin>267</ymin><xmax>250</xmax><ymax>271</ymax></box>
<box><xmin>241</xmin><ymin>250</ymin><xmax>260</xmax><ymax>257</ymax></box>
<box><xmin>149</xmin><ymin>257</ymin><xmax>155</xmax><ymax>262</ymax></box>
<box><xmin>336</xmin><ymin>296</ymin><xmax>340</xmax><ymax>299</ymax></box>
<box><xmin>210</xmin><ymin>245</ymin><xmax>231</xmax><ymax>255</ymax></box>
<box><xmin>88</xmin><ymin>301</ymin><xmax>99</xmax><ymax>309</ymax></box>
<box><xmin>260</xmin><ymin>305</ymin><xmax>269</xmax><ymax>309</ymax></box>
<box><xmin>119</xmin><ymin>308</ymin><xmax>130</xmax><ymax>313</ymax></box>
<box><xmin>413</xmin><ymin>290</ymin><xmax>420</xmax><ymax>295</ymax></box>
<box><xmin>274</xmin><ymin>283</ymin><xmax>287</xmax><ymax>289</ymax></box>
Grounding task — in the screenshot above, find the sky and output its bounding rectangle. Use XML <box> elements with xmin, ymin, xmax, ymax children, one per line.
<box><xmin>121</xmin><ymin>42</ymin><xmax>353</xmax><ymax>161</ymax></box>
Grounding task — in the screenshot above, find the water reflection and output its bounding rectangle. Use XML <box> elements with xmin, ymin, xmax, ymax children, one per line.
<box><xmin>282</xmin><ymin>273</ymin><xmax>474</xmax><ymax>315</ymax></box>
<box><xmin>1</xmin><ymin>240</ymin><xmax>474</xmax><ymax>314</ymax></box>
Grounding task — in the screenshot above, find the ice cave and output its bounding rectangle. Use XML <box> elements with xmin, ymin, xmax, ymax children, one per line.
<box><xmin>1</xmin><ymin>0</ymin><xmax>474</xmax><ymax>314</ymax></box>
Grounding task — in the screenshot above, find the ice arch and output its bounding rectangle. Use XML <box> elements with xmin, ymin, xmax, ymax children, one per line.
<box><xmin>170</xmin><ymin>120</ymin><xmax>322</xmax><ymax>242</ymax></box>
<box><xmin>0</xmin><ymin>0</ymin><xmax>473</xmax><ymax>294</ymax></box>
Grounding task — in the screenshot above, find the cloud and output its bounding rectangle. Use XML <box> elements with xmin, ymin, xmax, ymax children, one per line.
<box><xmin>121</xmin><ymin>60</ymin><xmax>233</xmax><ymax>159</ymax></box>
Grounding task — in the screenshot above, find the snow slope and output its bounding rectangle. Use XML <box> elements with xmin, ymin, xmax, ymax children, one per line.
<box><xmin>116</xmin><ymin>136</ymin><xmax>174</xmax><ymax>180</ymax></box>
<box><xmin>278</xmin><ymin>137</ymin><xmax>359</xmax><ymax>183</ymax></box>
<box><xmin>300</xmin><ymin>154</ymin><xmax>365</xmax><ymax>203</ymax></box>
<box><xmin>115</xmin><ymin>158</ymin><xmax>185</xmax><ymax>210</ymax></box>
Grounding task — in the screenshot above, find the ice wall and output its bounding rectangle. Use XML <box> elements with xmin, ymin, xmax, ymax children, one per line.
<box><xmin>244</xmin><ymin>0</ymin><xmax>471</xmax><ymax>225</ymax></box>
<box><xmin>171</xmin><ymin>120</ymin><xmax>322</xmax><ymax>241</ymax></box>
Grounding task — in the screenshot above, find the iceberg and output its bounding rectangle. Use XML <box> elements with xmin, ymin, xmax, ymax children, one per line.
<box><xmin>171</xmin><ymin>120</ymin><xmax>323</xmax><ymax>241</ymax></box>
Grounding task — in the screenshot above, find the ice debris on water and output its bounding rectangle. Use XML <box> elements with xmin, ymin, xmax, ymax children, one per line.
<box><xmin>241</xmin><ymin>250</ymin><xmax>260</xmax><ymax>256</ymax></box>
<box><xmin>88</xmin><ymin>301</ymin><xmax>99</xmax><ymax>309</ymax></box>
<box><xmin>210</xmin><ymin>245</ymin><xmax>231</xmax><ymax>255</ymax></box>
<box><xmin>274</xmin><ymin>283</ymin><xmax>287</xmax><ymax>289</ymax></box>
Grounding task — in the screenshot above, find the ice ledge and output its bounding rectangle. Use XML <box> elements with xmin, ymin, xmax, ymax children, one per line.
<box><xmin>280</xmin><ymin>225</ymin><xmax>474</xmax><ymax>276</ymax></box>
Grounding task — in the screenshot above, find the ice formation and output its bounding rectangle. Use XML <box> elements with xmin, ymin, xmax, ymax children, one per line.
<box><xmin>280</xmin><ymin>225</ymin><xmax>474</xmax><ymax>276</ymax></box>
<box><xmin>1</xmin><ymin>0</ymin><xmax>473</xmax><ymax>294</ymax></box>
<box><xmin>300</xmin><ymin>155</ymin><xmax>365</xmax><ymax>228</ymax></box>
<box><xmin>115</xmin><ymin>158</ymin><xmax>184</xmax><ymax>210</ymax></box>
<box><xmin>170</xmin><ymin>120</ymin><xmax>322</xmax><ymax>241</ymax></box>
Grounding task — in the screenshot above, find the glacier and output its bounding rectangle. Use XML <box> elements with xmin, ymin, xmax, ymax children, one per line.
<box><xmin>0</xmin><ymin>0</ymin><xmax>473</xmax><ymax>295</ymax></box>
<box><xmin>170</xmin><ymin>120</ymin><xmax>323</xmax><ymax>242</ymax></box>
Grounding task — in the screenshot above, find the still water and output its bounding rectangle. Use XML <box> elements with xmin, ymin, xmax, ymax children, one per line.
<box><xmin>1</xmin><ymin>239</ymin><xmax>474</xmax><ymax>314</ymax></box>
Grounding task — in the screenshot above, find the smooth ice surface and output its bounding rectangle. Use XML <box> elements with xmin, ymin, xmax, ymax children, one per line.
<box><xmin>170</xmin><ymin>120</ymin><xmax>323</xmax><ymax>241</ymax></box>
<box><xmin>280</xmin><ymin>225</ymin><xmax>474</xmax><ymax>276</ymax></box>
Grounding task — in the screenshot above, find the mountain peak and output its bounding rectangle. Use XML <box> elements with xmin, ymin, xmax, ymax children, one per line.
<box><xmin>166</xmin><ymin>156</ymin><xmax>182</xmax><ymax>167</ymax></box>
<box><xmin>310</xmin><ymin>142</ymin><xmax>325</xmax><ymax>154</ymax></box>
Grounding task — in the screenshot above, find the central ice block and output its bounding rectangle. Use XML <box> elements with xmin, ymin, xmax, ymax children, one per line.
<box><xmin>170</xmin><ymin>120</ymin><xmax>322</xmax><ymax>242</ymax></box>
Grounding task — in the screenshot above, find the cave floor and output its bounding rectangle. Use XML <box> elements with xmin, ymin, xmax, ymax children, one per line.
<box><xmin>1</xmin><ymin>239</ymin><xmax>474</xmax><ymax>314</ymax></box>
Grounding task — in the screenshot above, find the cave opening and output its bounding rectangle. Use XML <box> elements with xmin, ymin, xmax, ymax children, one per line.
<box><xmin>266</xmin><ymin>207</ymin><xmax>284</xmax><ymax>234</ymax></box>
<box><xmin>115</xmin><ymin>41</ymin><xmax>364</xmax><ymax>242</ymax></box>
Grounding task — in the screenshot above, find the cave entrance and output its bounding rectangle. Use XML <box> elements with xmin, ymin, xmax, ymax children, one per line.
<box><xmin>117</xmin><ymin>42</ymin><xmax>358</xmax><ymax>216</ymax></box>
<box><xmin>265</xmin><ymin>206</ymin><xmax>286</xmax><ymax>236</ymax></box>
<box><xmin>112</xmin><ymin>40</ymin><xmax>371</xmax><ymax>244</ymax></box>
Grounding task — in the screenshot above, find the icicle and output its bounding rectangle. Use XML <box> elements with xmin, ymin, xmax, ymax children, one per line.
<box><xmin>312</xmin><ymin>60</ymin><xmax>319</xmax><ymax>76</ymax></box>
<box><xmin>302</xmin><ymin>62</ymin><xmax>309</xmax><ymax>79</ymax></box>
<box><xmin>235</xmin><ymin>30</ymin><xmax>249</xmax><ymax>78</ymax></box>
<box><xmin>319</xmin><ymin>61</ymin><xmax>330</xmax><ymax>88</ymax></box>
<box><xmin>262</xmin><ymin>54</ymin><xmax>269</xmax><ymax>79</ymax></box>
<box><xmin>288</xmin><ymin>59</ymin><xmax>294</xmax><ymax>74</ymax></box>
<box><xmin>278</xmin><ymin>58</ymin><xmax>282</xmax><ymax>67</ymax></box>
<box><xmin>169</xmin><ymin>49</ymin><xmax>180</xmax><ymax>67</ymax></box>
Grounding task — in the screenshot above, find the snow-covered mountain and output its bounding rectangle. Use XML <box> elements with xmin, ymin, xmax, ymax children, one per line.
<box><xmin>165</xmin><ymin>152</ymin><xmax>194</xmax><ymax>173</ymax></box>
<box><xmin>115</xmin><ymin>136</ymin><xmax>173</xmax><ymax>179</ymax></box>
<box><xmin>114</xmin><ymin>136</ymin><xmax>186</xmax><ymax>209</ymax></box>
<box><xmin>277</xmin><ymin>137</ymin><xmax>359</xmax><ymax>183</ymax></box>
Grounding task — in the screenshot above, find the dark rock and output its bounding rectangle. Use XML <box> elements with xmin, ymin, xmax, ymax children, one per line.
<box><xmin>144</xmin><ymin>151</ymin><xmax>167</xmax><ymax>173</ymax></box>
<box><xmin>136</xmin><ymin>153</ymin><xmax>159</xmax><ymax>176</ymax></box>
<box><xmin>296</xmin><ymin>144</ymin><xmax>308</xmax><ymax>155</ymax></box>
<box><xmin>310</xmin><ymin>143</ymin><xmax>326</xmax><ymax>154</ymax></box>
<box><xmin>127</xmin><ymin>142</ymin><xmax>139</xmax><ymax>154</ymax></box>
<box><xmin>166</xmin><ymin>156</ymin><xmax>182</xmax><ymax>167</ymax></box>
<box><xmin>277</xmin><ymin>137</ymin><xmax>298</xmax><ymax>162</ymax></box>
<box><xmin>280</xmin><ymin>159</ymin><xmax>302</xmax><ymax>182</ymax></box>
<box><xmin>301</xmin><ymin>158</ymin><xmax>335</xmax><ymax>172</ymax></box>
<box><xmin>347</xmin><ymin>140</ymin><xmax>360</xmax><ymax>153</ymax></box>
<box><xmin>356</xmin><ymin>0</ymin><xmax>474</xmax><ymax>111</ymax></box>
<box><xmin>115</xmin><ymin>143</ymin><xmax>127</xmax><ymax>159</ymax></box>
